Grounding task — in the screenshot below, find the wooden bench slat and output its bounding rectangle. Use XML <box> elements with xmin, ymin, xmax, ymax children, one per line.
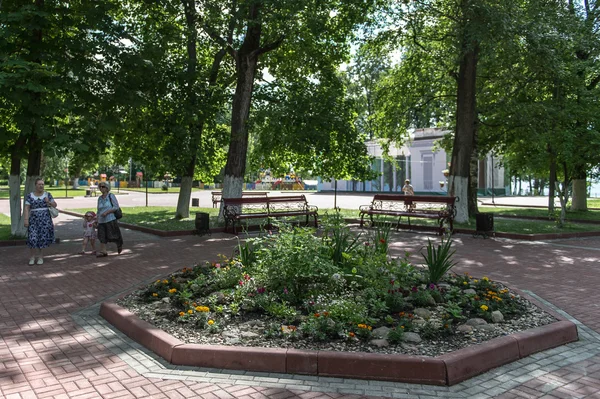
<box><xmin>223</xmin><ymin>194</ymin><xmax>318</xmax><ymax>234</ymax></box>
<box><xmin>211</xmin><ymin>191</ymin><xmax>269</xmax><ymax>207</ymax></box>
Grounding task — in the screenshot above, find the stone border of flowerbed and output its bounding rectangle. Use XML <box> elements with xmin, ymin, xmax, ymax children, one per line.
<box><xmin>99</xmin><ymin>288</ymin><xmax>578</xmax><ymax>386</ymax></box>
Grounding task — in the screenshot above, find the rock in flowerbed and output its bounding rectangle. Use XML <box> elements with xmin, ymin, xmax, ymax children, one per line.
<box><xmin>118</xmin><ymin>220</ymin><xmax>556</xmax><ymax>357</ymax></box>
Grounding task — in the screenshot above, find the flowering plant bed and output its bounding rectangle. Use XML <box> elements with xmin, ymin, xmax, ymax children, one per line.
<box><xmin>117</xmin><ymin>216</ymin><xmax>558</xmax><ymax>358</ymax></box>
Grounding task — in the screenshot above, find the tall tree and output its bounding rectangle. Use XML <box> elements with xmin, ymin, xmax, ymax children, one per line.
<box><xmin>114</xmin><ymin>0</ymin><xmax>231</xmax><ymax>218</ymax></box>
<box><xmin>0</xmin><ymin>0</ymin><xmax>126</xmax><ymax>235</ymax></box>
<box><xmin>201</xmin><ymin>0</ymin><xmax>376</xmax><ymax>204</ymax></box>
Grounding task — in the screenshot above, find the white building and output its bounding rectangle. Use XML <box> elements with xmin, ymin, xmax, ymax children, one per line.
<box><xmin>318</xmin><ymin>128</ymin><xmax>507</xmax><ymax>195</ymax></box>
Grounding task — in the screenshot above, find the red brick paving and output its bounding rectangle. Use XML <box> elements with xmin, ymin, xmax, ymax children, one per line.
<box><xmin>3</xmin><ymin>219</ymin><xmax>600</xmax><ymax>398</ymax></box>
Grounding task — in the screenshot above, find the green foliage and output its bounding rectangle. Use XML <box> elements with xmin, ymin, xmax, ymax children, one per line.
<box><xmin>321</xmin><ymin>211</ymin><xmax>363</xmax><ymax>267</ymax></box>
<box><xmin>134</xmin><ymin>222</ymin><xmax>527</xmax><ymax>345</ymax></box>
<box><xmin>387</xmin><ymin>327</ymin><xmax>405</xmax><ymax>345</ymax></box>
<box><xmin>251</xmin><ymin>224</ymin><xmax>341</xmax><ymax>305</ymax></box>
<box><xmin>422</xmin><ymin>238</ymin><xmax>458</xmax><ymax>284</ymax></box>
<box><xmin>264</xmin><ymin>302</ymin><xmax>297</xmax><ymax>324</ymax></box>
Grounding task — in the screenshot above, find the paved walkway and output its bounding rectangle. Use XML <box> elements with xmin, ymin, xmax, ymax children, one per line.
<box><xmin>3</xmin><ymin>212</ymin><xmax>600</xmax><ymax>398</ymax></box>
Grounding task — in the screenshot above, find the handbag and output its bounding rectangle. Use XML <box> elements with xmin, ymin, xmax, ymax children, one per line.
<box><xmin>48</xmin><ymin>206</ymin><xmax>59</xmax><ymax>218</ymax></box>
<box><xmin>109</xmin><ymin>194</ymin><xmax>123</xmax><ymax>219</ymax></box>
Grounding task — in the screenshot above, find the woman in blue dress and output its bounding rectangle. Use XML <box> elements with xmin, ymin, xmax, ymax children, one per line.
<box><xmin>23</xmin><ymin>178</ymin><xmax>58</xmax><ymax>265</ymax></box>
<box><xmin>96</xmin><ymin>182</ymin><xmax>123</xmax><ymax>257</ymax></box>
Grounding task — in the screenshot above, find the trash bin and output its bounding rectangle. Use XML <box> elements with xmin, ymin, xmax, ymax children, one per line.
<box><xmin>195</xmin><ymin>212</ymin><xmax>210</xmax><ymax>235</ymax></box>
<box><xmin>474</xmin><ymin>213</ymin><xmax>494</xmax><ymax>238</ymax></box>
<box><xmin>86</xmin><ymin>189</ymin><xmax>91</xmax><ymax>197</ymax></box>
<box><xmin>192</xmin><ymin>198</ymin><xmax>199</xmax><ymax>207</ymax></box>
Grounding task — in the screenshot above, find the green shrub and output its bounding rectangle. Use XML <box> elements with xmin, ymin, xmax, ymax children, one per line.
<box><xmin>387</xmin><ymin>327</ymin><xmax>405</xmax><ymax>344</ymax></box>
<box><xmin>422</xmin><ymin>238</ymin><xmax>458</xmax><ymax>284</ymax></box>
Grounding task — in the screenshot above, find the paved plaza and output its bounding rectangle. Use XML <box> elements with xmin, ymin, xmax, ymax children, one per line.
<box><xmin>2</xmin><ymin>193</ymin><xmax>600</xmax><ymax>398</ymax></box>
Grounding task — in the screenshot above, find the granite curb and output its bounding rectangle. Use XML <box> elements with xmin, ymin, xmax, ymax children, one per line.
<box><xmin>99</xmin><ymin>290</ymin><xmax>579</xmax><ymax>386</ymax></box>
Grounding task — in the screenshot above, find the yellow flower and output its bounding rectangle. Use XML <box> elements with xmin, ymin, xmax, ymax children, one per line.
<box><xmin>473</xmin><ymin>279</ymin><xmax>479</xmax><ymax>283</ymax></box>
<box><xmin>187</xmin><ymin>309</ymin><xmax>193</xmax><ymax>314</ymax></box>
<box><xmin>463</xmin><ymin>281</ymin><xmax>468</xmax><ymax>285</ymax></box>
<box><xmin>168</xmin><ymin>288</ymin><xmax>177</xmax><ymax>294</ymax></box>
<box><xmin>152</xmin><ymin>293</ymin><xmax>158</xmax><ymax>297</ymax></box>
<box><xmin>367</xmin><ymin>326</ymin><xmax>372</xmax><ymax>331</ymax></box>
<box><xmin>480</xmin><ymin>305</ymin><xmax>489</xmax><ymax>311</ymax></box>
<box><xmin>357</xmin><ymin>323</ymin><xmax>367</xmax><ymax>329</ymax></box>
<box><xmin>162</xmin><ymin>280</ymin><xmax>169</xmax><ymax>284</ymax></box>
<box><xmin>195</xmin><ymin>306</ymin><xmax>210</xmax><ymax>312</ymax></box>
<box><xmin>208</xmin><ymin>320</ymin><xmax>215</xmax><ymax>325</ymax></box>
<box><xmin>179</xmin><ymin>312</ymin><xmax>185</xmax><ymax>317</ymax></box>
<box><xmin>482</xmin><ymin>277</ymin><xmax>489</xmax><ymax>281</ymax></box>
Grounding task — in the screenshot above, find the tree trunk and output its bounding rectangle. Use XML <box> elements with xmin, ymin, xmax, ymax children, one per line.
<box><xmin>449</xmin><ymin>37</ymin><xmax>479</xmax><ymax>223</ymax></box>
<box><xmin>468</xmin><ymin>133</ymin><xmax>479</xmax><ymax>216</ymax></box>
<box><xmin>175</xmin><ymin>0</ymin><xmax>226</xmax><ymax>219</ymax></box>
<box><xmin>571</xmin><ymin>179</ymin><xmax>587</xmax><ymax>210</ymax></box>
<box><xmin>221</xmin><ymin>2</ymin><xmax>283</xmax><ymax>220</ymax></box>
<box><xmin>548</xmin><ymin>148</ymin><xmax>556</xmax><ymax>212</ymax></box>
<box><xmin>571</xmin><ymin>164</ymin><xmax>587</xmax><ymax>211</ymax></box>
<box><xmin>9</xmin><ymin>135</ymin><xmax>26</xmax><ymax>237</ymax></box>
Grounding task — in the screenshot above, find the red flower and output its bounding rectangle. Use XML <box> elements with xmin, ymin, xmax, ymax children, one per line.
<box><xmin>379</xmin><ymin>239</ymin><xmax>386</xmax><ymax>244</ymax></box>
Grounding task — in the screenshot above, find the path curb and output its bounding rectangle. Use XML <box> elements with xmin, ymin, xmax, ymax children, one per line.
<box><xmin>99</xmin><ymin>292</ymin><xmax>579</xmax><ymax>386</ymax></box>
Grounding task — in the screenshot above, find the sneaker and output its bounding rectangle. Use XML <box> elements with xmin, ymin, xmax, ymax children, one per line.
<box><xmin>91</xmin><ymin>251</ymin><xmax>96</xmax><ymax>255</ymax></box>
<box><xmin>28</xmin><ymin>257</ymin><xmax>35</xmax><ymax>265</ymax></box>
<box><xmin>78</xmin><ymin>251</ymin><xmax>85</xmax><ymax>255</ymax></box>
<box><xmin>36</xmin><ymin>258</ymin><xmax>44</xmax><ymax>265</ymax></box>
<box><xmin>117</xmin><ymin>246</ymin><xmax>123</xmax><ymax>254</ymax></box>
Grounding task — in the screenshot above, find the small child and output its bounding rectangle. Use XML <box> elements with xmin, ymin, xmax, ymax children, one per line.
<box><xmin>402</xmin><ymin>179</ymin><xmax>414</xmax><ymax>195</ymax></box>
<box><xmin>80</xmin><ymin>211</ymin><xmax>97</xmax><ymax>255</ymax></box>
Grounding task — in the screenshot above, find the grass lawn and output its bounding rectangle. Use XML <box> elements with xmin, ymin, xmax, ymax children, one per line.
<box><xmin>64</xmin><ymin>206</ymin><xmax>358</xmax><ymax>231</ymax></box>
<box><xmin>120</xmin><ymin>187</ymin><xmax>210</xmax><ymax>194</ymax></box>
<box><xmin>68</xmin><ymin>206</ymin><xmax>219</xmax><ymax>230</ymax></box>
<box><xmin>478</xmin><ymin>206</ymin><xmax>600</xmax><ymax>222</ymax></box>
<box><xmin>62</xmin><ymin>205</ymin><xmax>600</xmax><ymax>235</ymax></box>
<box><xmin>0</xmin><ymin>186</ymin><xmax>90</xmax><ymax>198</ymax></box>
<box><xmin>0</xmin><ymin>214</ymin><xmax>15</xmax><ymax>240</ymax></box>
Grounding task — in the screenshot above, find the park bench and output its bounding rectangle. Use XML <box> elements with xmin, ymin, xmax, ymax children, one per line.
<box><xmin>359</xmin><ymin>194</ymin><xmax>457</xmax><ymax>235</ymax></box>
<box><xmin>211</xmin><ymin>191</ymin><xmax>268</xmax><ymax>208</ymax></box>
<box><xmin>223</xmin><ymin>194</ymin><xmax>319</xmax><ymax>234</ymax></box>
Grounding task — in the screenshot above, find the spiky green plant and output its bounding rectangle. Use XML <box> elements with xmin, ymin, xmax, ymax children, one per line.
<box><xmin>422</xmin><ymin>238</ymin><xmax>458</xmax><ymax>284</ymax></box>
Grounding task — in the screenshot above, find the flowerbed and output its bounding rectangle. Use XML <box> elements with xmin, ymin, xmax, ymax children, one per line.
<box><xmin>118</xmin><ymin>215</ymin><xmax>556</xmax><ymax>356</ymax></box>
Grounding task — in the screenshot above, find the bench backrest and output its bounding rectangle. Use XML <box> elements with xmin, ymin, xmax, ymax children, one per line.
<box><xmin>372</xmin><ymin>194</ymin><xmax>455</xmax><ymax>205</ymax></box>
<box><xmin>267</xmin><ymin>195</ymin><xmax>309</xmax><ymax>213</ymax></box>
<box><xmin>223</xmin><ymin>195</ymin><xmax>310</xmax><ymax>214</ymax></box>
<box><xmin>213</xmin><ymin>191</ymin><xmax>268</xmax><ymax>199</ymax></box>
<box><xmin>222</xmin><ymin>196</ymin><xmax>269</xmax><ymax>214</ymax></box>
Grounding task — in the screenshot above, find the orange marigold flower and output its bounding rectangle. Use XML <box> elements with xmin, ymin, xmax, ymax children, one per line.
<box><xmin>399</xmin><ymin>311</ymin><xmax>405</xmax><ymax>317</ymax></box>
<box><xmin>187</xmin><ymin>309</ymin><xmax>193</xmax><ymax>314</ymax></box>
<box><xmin>367</xmin><ymin>326</ymin><xmax>372</xmax><ymax>331</ymax></box>
<box><xmin>323</xmin><ymin>312</ymin><xmax>330</xmax><ymax>317</ymax></box>
<box><xmin>314</xmin><ymin>313</ymin><xmax>320</xmax><ymax>318</ymax></box>
<box><xmin>349</xmin><ymin>332</ymin><xmax>355</xmax><ymax>337</ymax></box>
<box><xmin>179</xmin><ymin>312</ymin><xmax>185</xmax><ymax>317</ymax></box>
<box><xmin>152</xmin><ymin>293</ymin><xmax>158</xmax><ymax>297</ymax></box>
<box><xmin>207</xmin><ymin>320</ymin><xmax>215</xmax><ymax>325</ymax></box>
